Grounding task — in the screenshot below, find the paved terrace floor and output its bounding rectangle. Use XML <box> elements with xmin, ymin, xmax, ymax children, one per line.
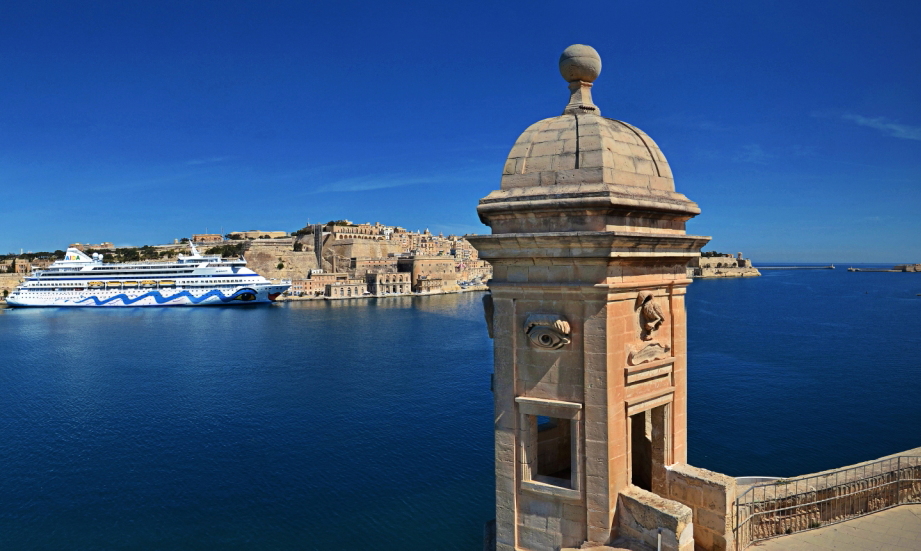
<box><xmin>750</xmin><ymin>504</ymin><xmax>921</xmax><ymax>550</ymax></box>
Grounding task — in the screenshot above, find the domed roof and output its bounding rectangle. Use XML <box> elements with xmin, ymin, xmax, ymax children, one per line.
<box><xmin>477</xmin><ymin>44</ymin><xmax>700</xmax><ymax>234</ymax></box>
<box><xmin>501</xmin><ymin>114</ymin><xmax>674</xmax><ymax>192</ymax></box>
<box><xmin>501</xmin><ymin>44</ymin><xmax>673</xmax><ymax>193</ymax></box>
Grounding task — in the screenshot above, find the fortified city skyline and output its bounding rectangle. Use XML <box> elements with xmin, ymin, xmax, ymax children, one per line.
<box><xmin>0</xmin><ymin>2</ymin><xmax>919</xmax><ymax>263</ymax></box>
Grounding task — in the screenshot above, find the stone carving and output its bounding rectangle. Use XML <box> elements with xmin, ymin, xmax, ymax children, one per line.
<box><xmin>523</xmin><ymin>314</ymin><xmax>571</xmax><ymax>350</ymax></box>
<box><xmin>636</xmin><ymin>291</ymin><xmax>665</xmax><ymax>340</ymax></box>
<box><xmin>628</xmin><ymin>342</ymin><xmax>671</xmax><ymax>366</ymax></box>
<box><xmin>482</xmin><ymin>293</ymin><xmax>495</xmax><ymax>339</ymax></box>
<box><xmin>629</xmin><ymin>291</ymin><xmax>670</xmax><ymax>365</ymax></box>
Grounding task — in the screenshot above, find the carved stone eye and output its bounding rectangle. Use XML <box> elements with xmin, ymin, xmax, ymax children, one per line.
<box><xmin>524</xmin><ymin>314</ymin><xmax>571</xmax><ymax>350</ymax></box>
<box><xmin>528</xmin><ymin>327</ymin><xmax>570</xmax><ymax>349</ymax></box>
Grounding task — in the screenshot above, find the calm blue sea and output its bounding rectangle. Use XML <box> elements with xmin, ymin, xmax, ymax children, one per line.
<box><xmin>0</xmin><ymin>268</ymin><xmax>918</xmax><ymax>550</ymax></box>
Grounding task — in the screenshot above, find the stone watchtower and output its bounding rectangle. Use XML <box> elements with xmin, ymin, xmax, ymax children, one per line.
<box><xmin>468</xmin><ymin>46</ymin><xmax>737</xmax><ymax>551</ymax></box>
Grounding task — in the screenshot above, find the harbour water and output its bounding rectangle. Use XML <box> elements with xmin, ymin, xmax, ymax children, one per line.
<box><xmin>0</xmin><ymin>267</ymin><xmax>918</xmax><ymax>550</ymax></box>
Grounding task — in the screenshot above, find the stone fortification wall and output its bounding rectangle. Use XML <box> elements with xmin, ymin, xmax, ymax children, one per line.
<box><xmin>243</xmin><ymin>241</ymin><xmax>319</xmax><ymax>281</ymax></box>
<box><xmin>688</xmin><ymin>253</ymin><xmax>760</xmax><ymax>279</ymax></box>
<box><xmin>690</xmin><ymin>266</ymin><xmax>761</xmax><ymax>279</ymax></box>
<box><xmin>319</xmin><ymin>237</ymin><xmax>402</xmax><ymax>273</ymax></box>
<box><xmin>0</xmin><ymin>273</ymin><xmax>24</xmax><ymax>299</ymax></box>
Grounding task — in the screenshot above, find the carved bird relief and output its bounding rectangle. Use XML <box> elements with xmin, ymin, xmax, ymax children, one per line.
<box><xmin>636</xmin><ymin>291</ymin><xmax>664</xmax><ymax>340</ymax></box>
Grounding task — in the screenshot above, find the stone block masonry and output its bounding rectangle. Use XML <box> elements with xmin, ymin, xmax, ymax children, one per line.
<box><xmin>468</xmin><ymin>44</ymin><xmax>744</xmax><ymax>551</ymax></box>
<box><xmin>666</xmin><ymin>464</ymin><xmax>736</xmax><ymax>551</ymax></box>
<box><xmin>613</xmin><ymin>486</ymin><xmax>694</xmax><ymax>551</ymax></box>
<box><xmin>0</xmin><ymin>273</ymin><xmax>24</xmax><ymax>300</ymax></box>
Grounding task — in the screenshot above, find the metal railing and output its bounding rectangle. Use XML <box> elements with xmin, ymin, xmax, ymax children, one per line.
<box><xmin>733</xmin><ymin>455</ymin><xmax>921</xmax><ymax>549</ymax></box>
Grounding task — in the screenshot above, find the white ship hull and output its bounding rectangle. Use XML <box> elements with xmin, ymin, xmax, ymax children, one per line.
<box><xmin>7</xmin><ymin>284</ymin><xmax>289</xmax><ymax>307</ymax></box>
<box><xmin>7</xmin><ymin>244</ymin><xmax>290</xmax><ymax>308</ymax></box>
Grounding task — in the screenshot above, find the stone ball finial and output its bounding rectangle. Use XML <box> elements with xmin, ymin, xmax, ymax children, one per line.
<box><xmin>559</xmin><ymin>44</ymin><xmax>601</xmax><ymax>83</ymax></box>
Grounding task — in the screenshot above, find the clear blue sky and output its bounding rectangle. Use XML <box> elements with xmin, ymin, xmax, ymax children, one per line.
<box><xmin>1</xmin><ymin>1</ymin><xmax>918</xmax><ymax>262</ymax></box>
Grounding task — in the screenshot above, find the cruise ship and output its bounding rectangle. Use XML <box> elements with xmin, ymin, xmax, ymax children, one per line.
<box><xmin>6</xmin><ymin>244</ymin><xmax>290</xmax><ymax>307</ymax></box>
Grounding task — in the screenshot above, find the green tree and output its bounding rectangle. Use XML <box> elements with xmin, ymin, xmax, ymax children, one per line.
<box><xmin>205</xmin><ymin>243</ymin><xmax>246</xmax><ymax>257</ymax></box>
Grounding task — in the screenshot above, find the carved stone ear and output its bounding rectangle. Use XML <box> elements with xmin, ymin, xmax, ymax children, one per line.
<box><xmin>523</xmin><ymin>314</ymin><xmax>571</xmax><ymax>350</ymax></box>
<box><xmin>482</xmin><ymin>293</ymin><xmax>495</xmax><ymax>339</ymax></box>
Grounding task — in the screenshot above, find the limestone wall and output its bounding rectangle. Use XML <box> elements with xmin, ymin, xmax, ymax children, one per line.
<box><xmin>243</xmin><ymin>242</ymin><xmax>319</xmax><ymax>280</ymax></box>
<box><xmin>666</xmin><ymin>463</ymin><xmax>736</xmax><ymax>551</ymax></box>
<box><xmin>692</xmin><ymin>266</ymin><xmax>760</xmax><ymax>278</ymax></box>
<box><xmin>326</xmin><ymin>239</ymin><xmax>403</xmax><ymax>268</ymax></box>
<box><xmin>613</xmin><ymin>486</ymin><xmax>694</xmax><ymax>551</ymax></box>
<box><xmin>688</xmin><ymin>254</ymin><xmax>760</xmax><ymax>279</ymax></box>
<box><xmin>0</xmin><ymin>273</ymin><xmax>24</xmax><ymax>299</ymax></box>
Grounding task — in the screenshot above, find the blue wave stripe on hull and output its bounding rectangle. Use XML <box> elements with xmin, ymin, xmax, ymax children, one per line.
<box><xmin>75</xmin><ymin>289</ymin><xmax>258</xmax><ymax>306</ymax></box>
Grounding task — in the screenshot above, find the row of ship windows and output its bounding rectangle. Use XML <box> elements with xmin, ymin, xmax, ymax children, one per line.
<box><xmin>29</xmin><ymin>279</ymin><xmax>248</xmax><ymax>286</ymax></box>
<box><xmin>41</xmin><ymin>271</ymin><xmax>196</xmax><ymax>277</ymax></box>
<box><xmin>19</xmin><ymin>285</ymin><xmax>248</xmax><ymax>292</ymax></box>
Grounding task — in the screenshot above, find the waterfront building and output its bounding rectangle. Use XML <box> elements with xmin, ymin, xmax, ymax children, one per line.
<box><xmin>228</xmin><ymin>230</ymin><xmax>289</xmax><ymax>239</ymax></box>
<box><xmin>70</xmin><ymin>242</ymin><xmax>114</xmax><ymax>251</ymax></box>
<box><xmin>190</xmin><ymin>234</ymin><xmax>224</xmax><ymax>244</ymax></box>
<box><xmin>397</xmin><ymin>255</ymin><xmax>461</xmax><ymax>293</ymax></box>
<box><xmin>293</xmin><ymin>272</ymin><xmax>351</xmax><ymax>297</ymax></box>
<box><xmin>366</xmin><ymin>272</ymin><xmax>411</xmax><ymax>296</ymax></box>
<box><xmin>322</xmin><ymin>221</ymin><xmax>388</xmax><ymax>241</ymax></box>
<box><xmin>2</xmin><ymin>257</ymin><xmax>54</xmax><ymax>273</ymax></box>
<box><xmin>687</xmin><ymin>252</ymin><xmax>760</xmax><ymax>278</ymax></box>
<box><xmin>289</xmin><ymin>220</ymin><xmax>490</xmax><ymax>290</ymax></box>
<box><xmin>324</xmin><ymin>280</ymin><xmax>368</xmax><ymax>298</ymax></box>
<box><xmin>1</xmin><ymin>258</ymin><xmax>28</xmax><ymax>274</ymax></box>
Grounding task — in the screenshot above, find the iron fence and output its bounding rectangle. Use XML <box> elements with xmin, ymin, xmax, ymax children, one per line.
<box><xmin>733</xmin><ymin>455</ymin><xmax>921</xmax><ymax>549</ymax></box>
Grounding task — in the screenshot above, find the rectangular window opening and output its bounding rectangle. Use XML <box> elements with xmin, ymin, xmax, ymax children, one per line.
<box><xmin>534</xmin><ymin>415</ymin><xmax>572</xmax><ymax>488</ymax></box>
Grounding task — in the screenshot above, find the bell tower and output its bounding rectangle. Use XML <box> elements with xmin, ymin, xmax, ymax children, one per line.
<box><xmin>468</xmin><ymin>45</ymin><xmax>723</xmax><ymax>551</ymax></box>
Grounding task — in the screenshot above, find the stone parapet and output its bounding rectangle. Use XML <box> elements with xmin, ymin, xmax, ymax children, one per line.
<box><xmin>614</xmin><ymin>486</ymin><xmax>694</xmax><ymax>551</ymax></box>
<box><xmin>666</xmin><ymin>463</ymin><xmax>736</xmax><ymax>550</ymax></box>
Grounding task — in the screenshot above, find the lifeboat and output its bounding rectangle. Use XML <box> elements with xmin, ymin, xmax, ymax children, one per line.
<box><xmin>107</xmin><ymin>281</ymin><xmax>122</xmax><ymax>287</ymax></box>
<box><xmin>140</xmin><ymin>280</ymin><xmax>156</xmax><ymax>287</ymax></box>
<box><xmin>123</xmin><ymin>281</ymin><xmax>139</xmax><ymax>288</ymax></box>
<box><xmin>159</xmin><ymin>280</ymin><xmax>176</xmax><ymax>287</ymax></box>
<box><xmin>88</xmin><ymin>281</ymin><xmax>104</xmax><ymax>287</ymax></box>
